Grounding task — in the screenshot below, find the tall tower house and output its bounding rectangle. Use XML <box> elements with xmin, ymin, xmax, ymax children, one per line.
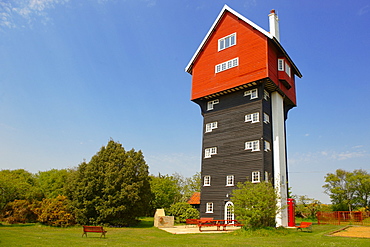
<box><xmin>185</xmin><ymin>5</ymin><xmax>302</xmax><ymax>227</ymax></box>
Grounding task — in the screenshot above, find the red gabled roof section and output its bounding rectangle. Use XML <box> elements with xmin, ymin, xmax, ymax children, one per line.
<box><xmin>187</xmin><ymin>192</ymin><xmax>200</xmax><ymax>205</ymax></box>
<box><xmin>185</xmin><ymin>5</ymin><xmax>302</xmax><ymax>103</ymax></box>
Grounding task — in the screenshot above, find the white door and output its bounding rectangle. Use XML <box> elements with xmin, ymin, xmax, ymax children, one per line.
<box><xmin>224</xmin><ymin>201</ymin><xmax>234</xmax><ymax>223</ymax></box>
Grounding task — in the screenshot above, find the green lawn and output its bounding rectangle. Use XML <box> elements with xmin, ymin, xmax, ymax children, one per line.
<box><xmin>0</xmin><ymin>218</ymin><xmax>369</xmax><ymax>247</ymax></box>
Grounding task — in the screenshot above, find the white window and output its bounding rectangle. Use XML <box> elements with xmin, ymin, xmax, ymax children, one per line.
<box><xmin>205</xmin><ymin>122</ymin><xmax>218</xmax><ymax>133</ymax></box>
<box><xmin>218</xmin><ymin>33</ymin><xmax>236</xmax><ymax>51</ymax></box>
<box><xmin>244</xmin><ymin>88</ymin><xmax>258</xmax><ymax>99</ymax></box>
<box><xmin>263</xmin><ymin>113</ymin><xmax>270</xmax><ymax>124</ymax></box>
<box><xmin>204</xmin><ymin>175</ymin><xmax>211</xmax><ymax>186</ymax></box>
<box><xmin>245</xmin><ymin>140</ymin><xmax>260</xmax><ymax>152</ymax></box>
<box><xmin>226</xmin><ymin>175</ymin><xmax>234</xmax><ymax>186</ymax></box>
<box><xmin>206</xmin><ymin>202</ymin><xmax>214</xmax><ymax>213</ymax></box>
<box><xmin>252</xmin><ymin>171</ymin><xmax>260</xmax><ymax>183</ymax></box>
<box><xmin>285</xmin><ymin>63</ymin><xmax>291</xmax><ymax>77</ymax></box>
<box><xmin>204</xmin><ymin>147</ymin><xmax>217</xmax><ymax>158</ymax></box>
<box><xmin>264</xmin><ymin>90</ymin><xmax>270</xmax><ymax>101</ymax></box>
<box><xmin>264</xmin><ymin>140</ymin><xmax>271</xmax><ymax>152</ymax></box>
<box><xmin>278</xmin><ymin>58</ymin><xmax>291</xmax><ymax>77</ymax></box>
<box><xmin>207</xmin><ymin>99</ymin><xmax>219</xmax><ymax>111</ymax></box>
<box><xmin>278</xmin><ymin>59</ymin><xmax>284</xmax><ymax>71</ymax></box>
<box><xmin>245</xmin><ymin>112</ymin><xmax>259</xmax><ymax>123</ymax></box>
<box><xmin>215</xmin><ymin>58</ymin><xmax>239</xmax><ymax>73</ymax></box>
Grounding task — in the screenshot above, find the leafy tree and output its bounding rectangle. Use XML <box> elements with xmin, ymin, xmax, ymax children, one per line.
<box><xmin>293</xmin><ymin>195</ymin><xmax>324</xmax><ymax>219</ymax></box>
<box><xmin>36</xmin><ymin>169</ymin><xmax>71</xmax><ymax>199</ymax></box>
<box><xmin>150</xmin><ymin>174</ymin><xmax>181</xmax><ymax>211</ymax></box>
<box><xmin>323</xmin><ymin>169</ymin><xmax>370</xmax><ymax>211</ymax></box>
<box><xmin>0</xmin><ymin>169</ymin><xmax>43</xmax><ymax>211</ymax></box>
<box><xmin>66</xmin><ymin>140</ymin><xmax>151</xmax><ymax>226</ymax></box>
<box><xmin>231</xmin><ymin>181</ymin><xmax>277</xmax><ymax>229</ymax></box>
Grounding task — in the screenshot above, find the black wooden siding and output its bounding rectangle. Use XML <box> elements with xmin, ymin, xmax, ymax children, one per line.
<box><xmin>197</xmin><ymin>83</ymin><xmax>275</xmax><ymax>219</ymax></box>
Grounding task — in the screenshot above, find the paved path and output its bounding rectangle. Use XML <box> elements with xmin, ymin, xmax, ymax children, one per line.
<box><xmin>159</xmin><ymin>225</ymin><xmax>242</xmax><ymax>234</ymax></box>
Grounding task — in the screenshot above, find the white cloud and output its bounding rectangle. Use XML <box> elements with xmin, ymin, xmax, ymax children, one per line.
<box><xmin>358</xmin><ymin>5</ymin><xmax>370</xmax><ymax>16</ymax></box>
<box><xmin>0</xmin><ymin>0</ymin><xmax>69</xmax><ymax>28</ymax></box>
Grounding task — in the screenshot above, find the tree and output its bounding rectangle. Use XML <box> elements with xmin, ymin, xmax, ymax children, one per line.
<box><xmin>150</xmin><ymin>174</ymin><xmax>181</xmax><ymax>211</ymax></box>
<box><xmin>36</xmin><ymin>169</ymin><xmax>71</xmax><ymax>199</ymax></box>
<box><xmin>323</xmin><ymin>169</ymin><xmax>370</xmax><ymax>211</ymax></box>
<box><xmin>66</xmin><ymin>140</ymin><xmax>151</xmax><ymax>226</ymax></box>
<box><xmin>167</xmin><ymin>202</ymin><xmax>199</xmax><ymax>223</ymax></box>
<box><xmin>0</xmin><ymin>169</ymin><xmax>43</xmax><ymax>211</ymax></box>
<box><xmin>293</xmin><ymin>195</ymin><xmax>324</xmax><ymax>219</ymax></box>
<box><xmin>231</xmin><ymin>181</ymin><xmax>277</xmax><ymax>229</ymax></box>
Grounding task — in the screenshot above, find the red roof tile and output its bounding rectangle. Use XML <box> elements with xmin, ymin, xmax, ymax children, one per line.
<box><xmin>187</xmin><ymin>192</ymin><xmax>200</xmax><ymax>205</ymax></box>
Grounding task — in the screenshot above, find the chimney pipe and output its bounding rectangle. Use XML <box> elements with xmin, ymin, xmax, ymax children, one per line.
<box><xmin>269</xmin><ymin>9</ymin><xmax>280</xmax><ymax>42</ymax></box>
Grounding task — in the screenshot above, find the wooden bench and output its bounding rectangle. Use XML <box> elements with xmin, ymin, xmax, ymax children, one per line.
<box><xmin>297</xmin><ymin>222</ymin><xmax>312</xmax><ymax>232</ymax></box>
<box><xmin>197</xmin><ymin>219</ymin><xmax>243</xmax><ymax>232</ymax></box>
<box><xmin>82</xmin><ymin>226</ymin><xmax>107</xmax><ymax>238</ymax></box>
<box><xmin>185</xmin><ymin>219</ymin><xmax>199</xmax><ymax>227</ymax></box>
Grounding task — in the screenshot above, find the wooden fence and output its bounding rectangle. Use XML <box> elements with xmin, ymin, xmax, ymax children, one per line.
<box><xmin>317</xmin><ymin>211</ymin><xmax>370</xmax><ymax>225</ymax></box>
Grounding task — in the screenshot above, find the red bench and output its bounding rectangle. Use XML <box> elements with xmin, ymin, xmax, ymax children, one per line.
<box><xmin>82</xmin><ymin>226</ymin><xmax>107</xmax><ymax>238</ymax></box>
<box><xmin>197</xmin><ymin>219</ymin><xmax>243</xmax><ymax>232</ymax></box>
<box><xmin>297</xmin><ymin>222</ymin><xmax>312</xmax><ymax>232</ymax></box>
<box><xmin>186</xmin><ymin>219</ymin><xmax>199</xmax><ymax>227</ymax></box>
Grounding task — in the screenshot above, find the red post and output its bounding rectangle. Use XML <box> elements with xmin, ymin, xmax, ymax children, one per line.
<box><xmin>287</xmin><ymin>198</ymin><xmax>295</xmax><ymax>227</ymax></box>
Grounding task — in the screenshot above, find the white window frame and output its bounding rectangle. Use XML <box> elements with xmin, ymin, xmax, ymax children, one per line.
<box><xmin>245</xmin><ymin>140</ymin><xmax>260</xmax><ymax>152</ymax></box>
<box><xmin>278</xmin><ymin>59</ymin><xmax>285</xmax><ymax>71</ymax></box>
<box><xmin>263</xmin><ymin>113</ymin><xmax>270</xmax><ymax>124</ymax></box>
<box><xmin>218</xmin><ymin>33</ymin><xmax>236</xmax><ymax>51</ymax></box>
<box><xmin>245</xmin><ymin>112</ymin><xmax>259</xmax><ymax>123</ymax></box>
<box><xmin>215</xmin><ymin>58</ymin><xmax>239</xmax><ymax>73</ymax></box>
<box><xmin>207</xmin><ymin>99</ymin><xmax>219</xmax><ymax>111</ymax></box>
<box><xmin>206</xmin><ymin>202</ymin><xmax>214</xmax><ymax>213</ymax></box>
<box><xmin>264</xmin><ymin>140</ymin><xmax>271</xmax><ymax>152</ymax></box>
<box><xmin>252</xmin><ymin>171</ymin><xmax>260</xmax><ymax>183</ymax></box>
<box><xmin>264</xmin><ymin>90</ymin><xmax>270</xmax><ymax>101</ymax></box>
<box><xmin>205</xmin><ymin>122</ymin><xmax>218</xmax><ymax>133</ymax></box>
<box><xmin>285</xmin><ymin>62</ymin><xmax>291</xmax><ymax>77</ymax></box>
<box><xmin>278</xmin><ymin>58</ymin><xmax>291</xmax><ymax>78</ymax></box>
<box><xmin>204</xmin><ymin>147</ymin><xmax>217</xmax><ymax>158</ymax></box>
<box><xmin>244</xmin><ymin>88</ymin><xmax>258</xmax><ymax>99</ymax></box>
<box><xmin>204</xmin><ymin>175</ymin><xmax>211</xmax><ymax>186</ymax></box>
<box><xmin>226</xmin><ymin>175</ymin><xmax>234</xmax><ymax>186</ymax></box>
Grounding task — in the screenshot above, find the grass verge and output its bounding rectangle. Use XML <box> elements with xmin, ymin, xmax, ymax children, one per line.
<box><xmin>0</xmin><ymin>218</ymin><xmax>369</xmax><ymax>246</ymax></box>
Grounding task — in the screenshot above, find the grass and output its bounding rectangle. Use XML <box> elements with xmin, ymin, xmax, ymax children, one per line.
<box><xmin>0</xmin><ymin>218</ymin><xmax>369</xmax><ymax>246</ymax></box>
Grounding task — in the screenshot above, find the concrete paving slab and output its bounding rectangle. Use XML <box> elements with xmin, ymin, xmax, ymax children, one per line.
<box><xmin>158</xmin><ymin>225</ymin><xmax>242</xmax><ymax>234</ymax></box>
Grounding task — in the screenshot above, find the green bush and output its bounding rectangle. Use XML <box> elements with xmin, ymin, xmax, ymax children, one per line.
<box><xmin>168</xmin><ymin>202</ymin><xmax>197</xmax><ymax>223</ymax></box>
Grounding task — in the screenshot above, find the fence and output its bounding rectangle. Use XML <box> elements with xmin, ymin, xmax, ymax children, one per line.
<box><xmin>317</xmin><ymin>211</ymin><xmax>370</xmax><ymax>225</ymax></box>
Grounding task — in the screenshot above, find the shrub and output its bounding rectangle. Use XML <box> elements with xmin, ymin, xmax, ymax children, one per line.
<box><xmin>168</xmin><ymin>202</ymin><xmax>195</xmax><ymax>223</ymax></box>
<box><xmin>2</xmin><ymin>200</ymin><xmax>38</xmax><ymax>224</ymax></box>
<box><xmin>36</xmin><ymin>195</ymin><xmax>76</xmax><ymax>227</ymax></box>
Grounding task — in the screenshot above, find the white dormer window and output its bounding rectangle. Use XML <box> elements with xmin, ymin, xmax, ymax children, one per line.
<box><xmin>245</xmin><ymin>140</ymin><xmax>260</xmax><ymax>152</ymax></box>
<box><xmin>263</xmin><ymin>113</ymin><xmax>270</xmax><ymax>124</ymax></box>
<box><xmin>218</xmin><ymin>33</ymin><xmax>236</xmax><ymax>51</ymax></box>
<box><xmin>207</xmin><ymin>99</ymin><xmax>219</xmax><ymax>111</ymax></box>
<box><xmin>205</xmin><ymin>147</ymin><xmax>217</xmax><ymax>158</ymax></box>
<box><xmin>245</xmin><ymin>112</ymin><xmax>259</xmax><ymax>123</ymax></box>
<box><xmin>278</xmin><ymin>58</ymin><xmax>291</xmax><ymax>78</ymax></box>
<box><xmin>244</xmin><ymin>89</ymin><xmax>258</xmax><ymax>99</ymax></box>
<box><xmin>215</xmin><ymin>58</ymin><xmax>239</xmax><ymax>73</ymax></box>
<box><xmin>205</xmin><ymin>122</ymin><xmax>218</xmax><ymax>133</ymax></box>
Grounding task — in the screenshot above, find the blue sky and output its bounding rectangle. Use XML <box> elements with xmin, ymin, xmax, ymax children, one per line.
<box><xmin>1</xmin><ymin>0</ymin><xmax>369</xmax><ymax>204</ymax></box>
